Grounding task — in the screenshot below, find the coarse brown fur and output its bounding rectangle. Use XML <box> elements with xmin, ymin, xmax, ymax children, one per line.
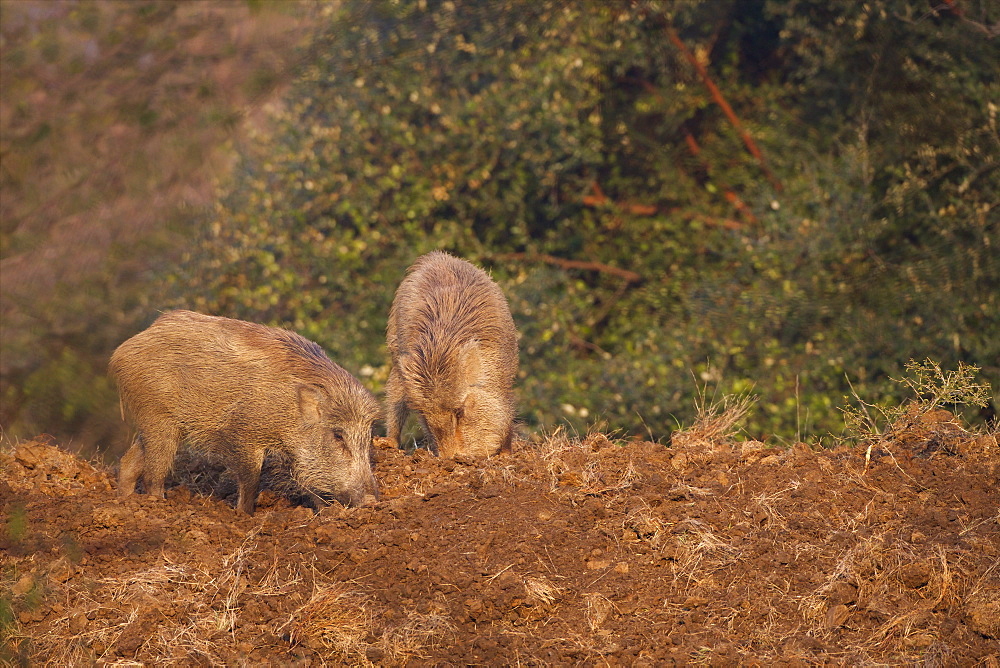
<box><xmin>385</xmin><ymin>252</ymin><xmax>518</xmax><ymax>458</ymax></box>
<box><xmin>110</xmin><ymin>310</ymin><xmax>380</xmax><ymax>514</ymax></box>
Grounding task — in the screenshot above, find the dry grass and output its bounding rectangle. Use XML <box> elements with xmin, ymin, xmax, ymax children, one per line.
<box><xmin>28</xmin><ymin>561</ymin><xmax>226</xmax><ymax>664</ymax></box>
<box><xmin>282</xmin><ymin>582</ymin><xmax>460</xmax><ymax>666</ymax></box>
<box><xmin>749</xmin><ymin>482</ymin><xmax>801</xmax><ymax>529</ymax></box>
<box><xmin>672</xmin><ymin>385</ymin><xmax>758</xmax><ymax>449</ymax></box>
<box><xmin>14</xmin><ymin>528</ymin><xmax>323</xmax><ymax>665</ymax></box>
<box><xmin>597</xmin><ymin>457</ymin><xmax>642</xmax><ymax>495</ymax></box>
<box><xmin>670</xmin><ymin>519</ymin><xmax>739</xmax><ymax>589</ymax></box>
<box><xmin>795</xmin><ymin>531</ymin><xmax>992</xmax><ymax>663</ymax></box>
<box><xmin>583</xmin><ymin>593</ymin><xmax>615</xmax><ymax>631</ymax></box>
<box><xmin>284</xmin><ymin>583</ymin><xmax>374</xmax><ymax>659</ymax></box>
<box><xmin>622</xmin><ymin>499</ymin><xmax>669</xmax><ymax>546</ymax></box>
<box><xmin>533</xmin><ymin>425</ymin><xmax>577</xmax><ymax>490</ymax></box>
<box><xmin>523</xmin><ymin>575</ymin><xmax>563</xmax><ymax>607</ymax></box>
<box><xmin>532</xmin><ymin>426</ymin><xmax>641</xmax><ymax>496</ymax></box>
<box><xmin>378</xmin><ymin>610</ymin><xmax>457</xmax><ymax>663</ymax></box>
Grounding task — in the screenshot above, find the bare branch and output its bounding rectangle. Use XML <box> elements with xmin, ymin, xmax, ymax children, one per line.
<box><xmin>666</xmin><ymin>26</ymin><xmax>783</xmax><ymax>193</ymax></box>
<box><xmin>492</xmin><ymin>252</ymin><xmax>643</xmax><ymax>284</ymax></box>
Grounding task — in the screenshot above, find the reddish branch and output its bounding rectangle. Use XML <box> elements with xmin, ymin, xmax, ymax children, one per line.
<box><xmin>932</xmin><ymin>1</ymin><xmax>1000</xmax><ymax>36</ymax></box>
<box><xmin>666</xmin><ymin>27</ymin><xmax>783</xmax><ymax>193</ymax></box>
<box><xmin>689</xmin><ymin>212</ymin><xmax>745</xmax><ymax>231</ymax></box>
<box><xmin>582</xmin><ymin>181</ymin><xmax>657</xmax><ymax>216</ymax></box>
<box><xmin>937</xmin><ymin>0</ymin><xmax>964</xmax><ymax>17</ymax></box>
<box><xmin>581</xmin><ymin>180</ymin><xmax>747</xmax><ymax>229</ymax></box>
<box><xmin>631</xmin><ymin>77</ymin><xmax>758</xmax><ymax>226</ymax></box>
<box><xmin>683</xmin><ymin>132</ymin><xmax>759</xmax><ymax>225</ymax></box>
<box><xmin>494</xmin><ymin>252</ymin><xmax>643</xmax><ymax>284</ymax></box>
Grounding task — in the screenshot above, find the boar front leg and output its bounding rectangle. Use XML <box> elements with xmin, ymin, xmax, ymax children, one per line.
<box><xmin>230</xmin><ymin>445</ymin><xmax>265</xmax><ymax>515</ymax></box>
<box><xmin>384</xmin><ymin>366</ymin><xmax>410</xmax><ymax>449</ymax></box>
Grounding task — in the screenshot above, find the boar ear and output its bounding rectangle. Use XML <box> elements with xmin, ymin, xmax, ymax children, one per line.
<box><xmin>297</xmin><ymin>384</ymin><xmax>325</xmax><ymax>426</ymax></box>
<box><xmin>457</xmin><ymin>340</ymin><xmax>484</xmax><ymax>388</ymax></box>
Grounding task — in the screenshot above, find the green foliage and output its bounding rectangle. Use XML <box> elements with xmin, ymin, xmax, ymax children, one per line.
<box><xmin>4</xmin><ymin>0</ymin><xmax>997</xmax><ymax>450</ymax></box>
<box><xmin>0</xmin><ymin>2</ymin><xmax>318</xmax><ymax>454</ymax></box>
<box><xmin>178</xmin><ymin>0</ymin><xmax>999</xmax><ymax>442</ymax></box>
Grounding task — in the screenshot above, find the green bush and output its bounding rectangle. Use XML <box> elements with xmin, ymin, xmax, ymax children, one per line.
<box><xmin>175</xmin><ymin>0</ymin><xmax>998</xmax><ymax>442</ymax></box>
<box><xmin>9</xmin><ymin>1</ymin><xmax>991</xmax><ymax>450</ymax></box>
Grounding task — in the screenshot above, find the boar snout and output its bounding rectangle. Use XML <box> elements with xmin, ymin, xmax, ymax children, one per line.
<box><xmin>338</xmin><ymin>484</ymin><xmax>381</xmax><ymax>508</ymax></box>
<box><xmin>316</xmin><ymin>476</ymin><xmax>380</xmax><ymax>508</ymax></box>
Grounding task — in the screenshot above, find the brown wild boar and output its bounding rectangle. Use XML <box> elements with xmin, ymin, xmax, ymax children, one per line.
<box><xmin>110</xmin><ymin>310</ymin><xmax>380</xmax><ymax>514</ymax></box>
<box><xmin>385</xmin><ymin>251</ymin><xmax>518</xmax><ymax>458</ymax></box>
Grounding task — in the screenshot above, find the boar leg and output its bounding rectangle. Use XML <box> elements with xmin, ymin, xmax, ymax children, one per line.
<box><xmin>140</xmin><ymin>424</ymin><xmax>181</xmax><ymax>500</ymax></box>
<box><xmin>230</xmin><ymin>446</ymin><xmax>265</xmax><ymax>515</ymax></box>
<box><xmin>384</xmin><ymin>366</ymin><xmax>409</xmax><ymax>449</ymax></box>
<box><xmin>417</xmin><ymin>414</ymin><xmax>441</xmax><ymax>456</ymax></box>
<box><xmin>118</xmin><ymin>435</ymin><xmax>144</xmax><ymax>496</ymax></box>
<box><xmin>500</xmin><ymin>424</ymin><xmax>513</xmax><ymax>454</ymax></box>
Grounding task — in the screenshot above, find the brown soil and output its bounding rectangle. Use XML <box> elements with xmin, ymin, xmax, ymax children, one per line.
<box><xmin>3</xmin><ymin>416</ymin><xmax>999</xmax><ymax>665</ymax></box>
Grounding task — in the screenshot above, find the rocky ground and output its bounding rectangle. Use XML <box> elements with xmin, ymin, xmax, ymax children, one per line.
<box><xmin>2</xmin><ymin>411</ymin><xmax>999</xmax><ymax>665</ymax></box>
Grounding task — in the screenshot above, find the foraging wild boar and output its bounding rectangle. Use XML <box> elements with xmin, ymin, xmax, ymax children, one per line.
<box><xmin>110</xmin><ymin>310</ymin><xmax>380</xmax><ymax>514</ymax></box>
<box><xmin>385</xmin><ymin>251</ymin><xmax>518</xmax><ymax>458</ymax></box>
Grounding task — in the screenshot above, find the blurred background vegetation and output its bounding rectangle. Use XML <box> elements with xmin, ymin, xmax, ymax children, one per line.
<box><xmin>2</xmin><ymin>0</ymin><xmax>997</xmax><ymax>458</ymax></box>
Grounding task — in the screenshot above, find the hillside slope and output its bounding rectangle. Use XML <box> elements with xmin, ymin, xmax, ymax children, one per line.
<box><xmin>3</xmin><ymin>418</ymin><xmax>998</xmax><ymax>664</ymax></box>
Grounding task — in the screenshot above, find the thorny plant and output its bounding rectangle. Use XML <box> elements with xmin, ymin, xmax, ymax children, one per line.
<box><xmin>841</xmin><ymin>359</ymin><xmax>992</xmax><ymax>467</ymax></box>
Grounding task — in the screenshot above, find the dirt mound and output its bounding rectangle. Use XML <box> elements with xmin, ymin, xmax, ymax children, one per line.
<box><xmin>3</xmin><ymin>424</ymin><xmax>999</xmax><ymax>665</ymax></box>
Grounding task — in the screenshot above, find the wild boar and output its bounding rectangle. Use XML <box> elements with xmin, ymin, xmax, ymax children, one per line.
<box><xmin>385</xmin><ymin>251</ymin><xmax>518</xmax><ymax>458</ymax></box>
<box><xmin>110</xmin><ymin>310</ymin><xmax>380</xmax><ymax>514</ymax></box>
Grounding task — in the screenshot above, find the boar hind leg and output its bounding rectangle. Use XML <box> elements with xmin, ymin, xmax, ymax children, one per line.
<box><xmin>118</xmin><ymin>436</ymin><xmax>144</xmax><ymax>496</ymax></box>
<box><xmin>140</xmin><ymin>424</ymin><xmax>181</xmax><ymax>500</ymax></box>
<box><xmin>384</xmin><ymin>367</ymin><xmax>409</xmax><ymax>449</ymax></box>
<box><xmin>231</xmin><ymin>447</ymin><xmax>265</xmax><ymax>515</ymax></box>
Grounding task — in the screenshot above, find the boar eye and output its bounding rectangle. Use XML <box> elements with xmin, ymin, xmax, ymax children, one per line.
<box><xmin>454</xmin><ymin>406</ymin><xmax>465</xmax><ymax>420</ymax></box>
<box><xmin>331</xmin><ymin>428</ymin><xmax>345</xmax><ymax>441</ymax></box>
